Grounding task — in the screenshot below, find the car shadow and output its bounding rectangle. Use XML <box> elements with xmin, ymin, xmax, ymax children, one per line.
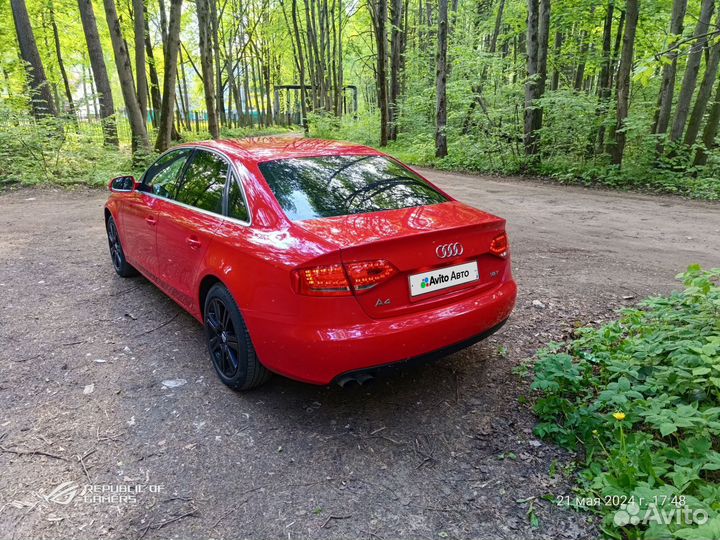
<box><xmin>108</xmin><ymin>272</ymin><xmax>502</xmax><ymax>443</ymax></box>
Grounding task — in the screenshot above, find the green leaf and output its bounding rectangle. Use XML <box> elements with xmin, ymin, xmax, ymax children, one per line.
<box><xmin>675</xmin><ymin>517</ymin><xmax>720</xmax><ymax>540</ymax></box>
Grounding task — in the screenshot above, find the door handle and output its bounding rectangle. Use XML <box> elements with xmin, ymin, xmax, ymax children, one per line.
<box><xmin>186</xmin><ymin>237</ymin><xmax>201</xmax><ymax>249</ymax></box>
<box><xmin>145</xmin><ymin>215</ymin><xmax>157</xmax><ymax>226</ymax></box>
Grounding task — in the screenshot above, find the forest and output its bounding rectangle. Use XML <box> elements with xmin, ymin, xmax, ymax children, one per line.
<box><xmin>2</xmin><ymin>0</ymin><xmax>720</xmax><ymax>200</ymax></box>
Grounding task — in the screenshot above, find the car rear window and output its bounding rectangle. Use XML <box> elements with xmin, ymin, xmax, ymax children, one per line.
<box><xmin>257</xmin><ymin>155</ymin><xmax>449</xmax><ymax>221</ymax></box>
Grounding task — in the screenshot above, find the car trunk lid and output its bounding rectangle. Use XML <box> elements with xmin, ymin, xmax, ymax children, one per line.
<box><xmin>294</xmin><ymin>201</ymin><xmax>509</xmax><ymax>319</ymax></box>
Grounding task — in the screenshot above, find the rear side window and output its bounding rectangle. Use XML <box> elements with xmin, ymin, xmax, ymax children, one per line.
<box><xmin>174</xmin><ymin>150</ymin><xmax>229</xmax><ymax>214</ymax></box>
<box><xmin>142</xmin><ymin>149</ymin><xmax>192</xmax><ymax>196</ymax></box>
<box><xmin>227</xmin><ymin>175</ymin><xmax>250</xmax><ymax>223</ymax></box>
<box><xmin>257</xmin><ymin>155</ymin><xmax>448</xmax><ymax>221</ymax></box>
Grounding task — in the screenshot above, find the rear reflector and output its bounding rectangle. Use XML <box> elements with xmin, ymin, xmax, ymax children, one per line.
<box><xmin>489</xmin><ymin>232</ymin><xmax>509</xmax><ymax>258</ymax></box>
<box><xmin>293</xmin><ymin>260</ymin><xmax>397</xmax><ymax>296</ymax></box>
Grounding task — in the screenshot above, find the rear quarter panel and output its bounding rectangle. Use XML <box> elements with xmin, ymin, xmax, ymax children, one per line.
<box><xmin>199</xmin><ymin>220</ymin><xmax>371</xmax><ymax>377</ymax></box>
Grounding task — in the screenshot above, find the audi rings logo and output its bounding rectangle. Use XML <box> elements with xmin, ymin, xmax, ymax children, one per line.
<box><xmin>435</xmin><ymin>242</ymin><xmax>464</xmax><ymax>258</ymax></box>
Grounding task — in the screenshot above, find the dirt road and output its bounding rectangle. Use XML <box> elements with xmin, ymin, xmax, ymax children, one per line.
<box><xmin>1</xmin><ymin>172</ymin><xmax>718</xmax><ymax>540</ymax></box>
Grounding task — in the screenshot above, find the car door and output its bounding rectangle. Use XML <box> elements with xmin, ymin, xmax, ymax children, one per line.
<box><xmin>154</xmin><ymin>149</ymin><xmax>228</xmax><ymax>313</ymax></box>
<box><xmin>121</xmin><ymin>149</ymin><xmax>192</xmax><ymax>280</ymax></box>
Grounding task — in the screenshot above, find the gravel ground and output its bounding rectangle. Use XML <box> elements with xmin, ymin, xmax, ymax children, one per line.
<box><xmin>1</xmin><ymin>171</ymin><xmax>718</xmax><ymax>540</ymax></box>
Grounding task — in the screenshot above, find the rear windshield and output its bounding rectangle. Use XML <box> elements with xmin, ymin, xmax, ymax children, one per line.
<box><xmin>257</xmin><ymin>155</ymin><xmax>449</xmax><ymax>221</ymax></box>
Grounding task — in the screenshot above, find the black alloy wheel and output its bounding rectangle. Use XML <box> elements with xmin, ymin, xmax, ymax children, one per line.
<box><xmin>106</xmin><ymin>216</ymin><xmax>137</xmax><ymax>277</ymax></box>
<box><xmin>203</xmin><ymin>283</ymin><xmax>270</xmax><ymax>390</ymax></box>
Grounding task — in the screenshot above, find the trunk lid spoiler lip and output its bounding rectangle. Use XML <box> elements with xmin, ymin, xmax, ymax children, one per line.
<box><xmin>290</xmin><ymin>201</ymin><xmax>505</xmax><ymax>252</ymax></box>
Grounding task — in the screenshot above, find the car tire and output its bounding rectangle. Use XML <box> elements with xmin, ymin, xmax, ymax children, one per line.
<box><xmin>204</xmin><ymin>283</ymin><xmax>271</xmax><ymax>390</ymax></box>
<box><xmin>106</xmin><ymin>215</ymin><xmax>138</xmax><ymax>278</ymax></box>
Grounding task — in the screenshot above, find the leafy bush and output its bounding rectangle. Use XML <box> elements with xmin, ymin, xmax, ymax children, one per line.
<box><xmin>0</xmin><ymin>108</ymin><xmax>138</xmax><ymax>188</ymax></box>
<box><xmin>308</xmin><ymin>111</ymin><xmax>379</xmax><ymax>146</ymax></box>
<box><xmin>0</xmin><ymin>103</ymin><xmax>300</xmax><ymax>189</ymax></box>
<box><xmin>329</xmin><ymin>92</ymin><xmax>720</xmax><ymax>200</ymax></box>
<box><xmin>530</xmin><ymin>266</ymin><xmax>720</xmax><ymax>539</ymax></box>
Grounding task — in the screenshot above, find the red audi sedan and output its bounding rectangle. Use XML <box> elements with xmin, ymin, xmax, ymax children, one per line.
<box><xmin>104</xmin><ymin>138</ymin><xmax>517</xmax><ymax>389</ymax></box>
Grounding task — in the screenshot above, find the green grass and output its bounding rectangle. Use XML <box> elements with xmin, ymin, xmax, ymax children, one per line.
<box><xmin>527</xmin><ymin>265</ymin><xmax>720</xmax><ymax>539</ymax></box>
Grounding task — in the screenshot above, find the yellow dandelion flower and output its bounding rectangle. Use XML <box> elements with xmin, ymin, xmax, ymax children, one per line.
<box><xmin>612</xmin><ymin>412</ymin><xmax>626</xmax><ymax>421</ymax></box>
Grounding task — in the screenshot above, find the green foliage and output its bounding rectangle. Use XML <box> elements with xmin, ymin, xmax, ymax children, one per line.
<box><xmin>0</xmin><ymin>103</ymin><xmax>300</xmax><ymax>189</ymax></box>
<box><xmin>0</xmin><ymin>107</ymin><xmax>138</xmax><ymax>188</ymax></box>
<box><xmin>5</xmin><ymin>0</ymin><xmax>720</xmax><ymax>200</ymax></box>
<box><xmin>308</xmin><ymin>111</ymin><xmax>379</xmax><ymax>147</ymax></box>
<box><xmin>529</xmin><ymin>265</ymin><xmax>720</xmax><ymax>538</ymax></box>
<box><xmin>330</xmin><ymin>105</ymin><xmax>720</xmax><ymax>199</ymax></box>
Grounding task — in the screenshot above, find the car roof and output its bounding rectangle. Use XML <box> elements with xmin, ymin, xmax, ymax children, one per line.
<box><xmin>185</xmin><ymin>136</ymin><xmax>382</xmax><ymax>164</ymax></box>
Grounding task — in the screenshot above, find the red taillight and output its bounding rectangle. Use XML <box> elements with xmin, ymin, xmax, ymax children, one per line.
<box><xmin>345</xmin><ymin>260</ymin><xmax>397</xmax><ymax>292</ymax></box>
<box><xmin>294</xmin><ymin>264</ymin><xmax>352</xmax><ymax>296</ymax></box>
<box><xmin>489</xmin><ymin>232</ymin><xmax>509</xmax><ymax>258</ymax></box>
<box><xmin>293</xmin><ymin>260</ymin><xmax>397</xmax><ymax>296</ymax></box>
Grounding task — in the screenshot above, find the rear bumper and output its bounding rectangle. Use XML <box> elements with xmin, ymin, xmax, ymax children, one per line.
<box><xmin>248</xmin><ymin>279</ymin><xmax>517</xmax><ymax>385</ymax></box>
<box><xmin>333</xmin><ymin>317</ymin><xmax>508</xmax><ymax>385</ymax></box>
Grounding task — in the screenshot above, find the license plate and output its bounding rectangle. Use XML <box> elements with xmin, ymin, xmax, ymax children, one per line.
<box><xmin>408</xmin><ymin>261</ymin><xmax>480</xmax><ymax>297</ymax></box>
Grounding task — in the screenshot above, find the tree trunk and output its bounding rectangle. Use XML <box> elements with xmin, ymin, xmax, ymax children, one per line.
<box><xmin>145</xmin><ymin>16</ymin><xmax>162</xmax><ymax>127</ymax></box>
<box><xmin>335</xmin><ymin>0</ymin><xmax>344</xmax><ymax>116</ymax></box>
<box><xmin>292</xmin><ymin>0</ymin><xmax>309</xmax><ymax>134</ymax></box>
<box><xmin>460</xmin><ymin>0</ymin><xmax>505</xmax><ymax>135</ymax></box>
<box><xmin>489</xmin><ymin>0</ymin><xmax>505</xmax><ymax>54</ymax></box>
<box><xmin>389</xmin><ymin>0</ymin><xmax>403</xmax><ymax>140</ymax></box>
<box><xmin>89</xmin><ymin>64</ymin><xmax>99</xmax><ymax>117</ymax></box>
<box><xmin>653</xmin><ymin>0</ymin><xmax>687</xmax><ymax>139</ymax></box>
<box><xmin>178</xmin><ymin>45</ymin><xmax>191</xmax><ymax>130</ymax></box>
<box><xmin>264</xmin><ymin>54</ymin><xmax>273</xmax><ymax>126</ymax></box>
<box><xmin>158</xmin><ymin>0</ymin><xmax>168</xmax><ymax>46</ymax></box>
<box><xmin>524</xmin><ymin>0</ymin><xmax>549</xmax><ymax>158</ymax></box>
<box><xmin>371</xmin><ymin>0</ymin><xmax>389</xmax><ymax>146</ymax></box>
<box><xmin>587</xmin><ymin>0</ymin><xmax>614</xmax><ymax>154</ymax></box>
<box><xmin>684</xmin><ymin>16</ymin><xmax>720</xmax><ymax>147</ymax></box>
<box><xmin>609</xmin><ymin>0</ymin><xmax>639</xmax><ymax>166</ymax></box>
<box><xmin>11</xmin><ymin>0</ymin><xmax>57</xmax><ymax>117</ymax></box>
<box><xmin>197</xmin><ymin>0</ymin><xmax>220</xmax><ymax>138</ymax></box>
<box><xmin>524</xmin><ymin>0</ymin><xmax>539</xmax><ymax>155</ymax></box>
<box><xmin>319</xmin><ymin>0</ymin><xmax>331</xmax><ymax>111</ymax></box>
<box><xmin>694</xmin><ymin>74</ymin><xmax>720</xmax><ymax>165</ymax></box>
<box><xmin>133</xmin><ymin>0</ymin><xmax>148</xmax><ymax>127</ymax></box>
<box><xmin>81</xmin><ymin>62</ymin><xmax>89</xmax><ymax>117</ymax></box>
<box><xmin>550</xmin><ymin>30</ymin><xmax>562</xmax><ymax>91</ymax></box>
<box><xmin>600</xmin><ymin>6</ymin><xmax>625</xmax><ymax>151</ymax></box>
<box><xmin>250</xmin><ymin>52</ymin><xmax>263</xmax><ymax>126</ymax></box>
<box><xmin>155</xmin><ymin>0</ymin><xmax>183</xmax><ymax>151</ymax></box>
<box><xmin>242</xmin><ymin>55</ymin><xmax>253</xmax><ymax>127</ymax></box>
<box><xmin>77</xmin><ymin>0</ymin><xmax>118</xmax><ymax>145</ymax></box>
<box><xmin>670</xmin><ymin>0</ymin><xmax>715</xmax><ymax>142</ymax></box>
<box><xmin>103</xmin><ymin>0</ymin><xmax>149</xmax><ymax>154</ymax></box>
<box><xmin>573</xmin><ymin>9</ymin><xmax>594</xmax><ymax>92</ymax></box>
<box><xmin>228</xmin><ymin>58</ymin><xmax>241</xmax><ymax>127</ymax></box>
<box><xmin>49</xmin><ymin>1</ymin><xmax>76</xmax><ymax>120</ymax></box>
<box><xmin>304</xmin><ymin>0</ymin><xmax>318</xmax><ymax>108</ymax></box>
<box><xmin>538</xmin><ymin>0</ymin><xmax>550</xmax><ymax>92</ymax></box>
<box><xmin>435</xmin><ymin>0</ymin><xmax>448</xmax><ymax>157</ymax></box>
<box><xmin>210</xmin><ymin>0</ymin><xmax>226</xmax><ymax>126</ymax></box>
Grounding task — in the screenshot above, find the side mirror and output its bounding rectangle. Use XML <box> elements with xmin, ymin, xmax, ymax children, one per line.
<box><xmin>109</xmin><ymin>176</ymin><xmax>137</xmax><ymax>193</ymax></box>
